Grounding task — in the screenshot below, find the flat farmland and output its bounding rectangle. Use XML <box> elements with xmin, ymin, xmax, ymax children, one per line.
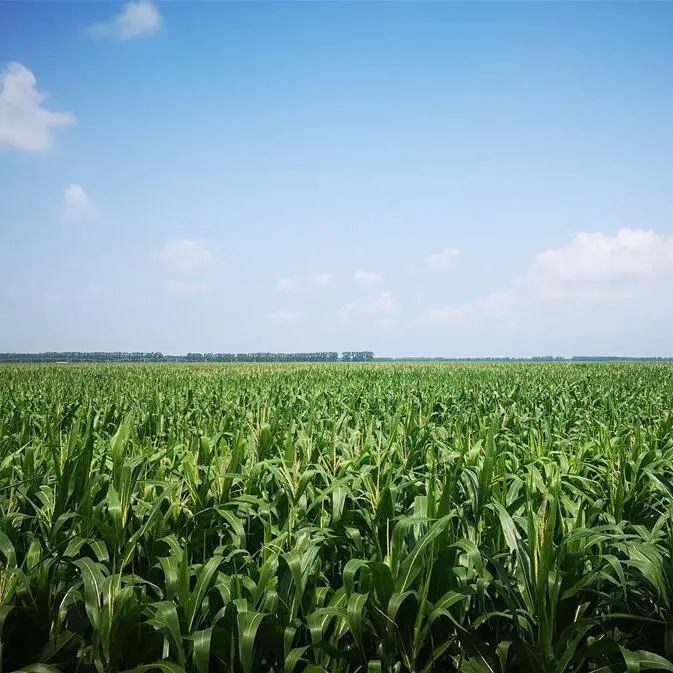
<box><xmin>1</xmin><ymin>363</ymin><xmax>673</xmax><ymax>673</ymax></box>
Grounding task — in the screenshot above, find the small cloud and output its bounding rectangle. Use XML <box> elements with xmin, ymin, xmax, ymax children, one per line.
<box><xmin>270</xmin><ymin>310</ymin><xmax>301</xmax><ymax>322</ymax></box>
<box><xmin>89</xmin><ymin>1</ymin><xmax>162</xmax><ymax>40</ymax></box>
<box><xmin>426</xmin><ymin>247</ymin><xmax>459</xmax><ymax>270</ymax></box>
<box><xmin>276</xmin><ymin>277</ymin><xmax>299</xmax><ymax>292</ymax></box>
<box><xmin>159</xmin><ymin>239</ymin><xmax>214</xmax><ymax>273</ymax></box>
<box><xmin>63</xmin><ymin>184</ymin><xmax>98</xmax><ymax>221</ymax></box>
<box><xmin>0</xmin><ymin>62</ymin><xmax>76</xmax><ymax>152</ymax></box>
<box><xmin>165</xmin><ymin>279</ymin><xmax>210</xmax><ymax>296</ymax></box>
<box><xmin>354</xmin><ymin>270</ymin><xmax>383</xmax><ymax>285</ymax></box>
<box><xmin>315</xmin><ymin>273</ymin><xmax>334</xmax><ymax>287</ymax></box>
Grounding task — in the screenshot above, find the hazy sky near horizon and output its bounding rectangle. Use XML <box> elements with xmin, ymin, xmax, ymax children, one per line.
<box><xmin>1</xmin><ymin>1</ymin><xmax>672</xmax><ymax>357</ymax></box>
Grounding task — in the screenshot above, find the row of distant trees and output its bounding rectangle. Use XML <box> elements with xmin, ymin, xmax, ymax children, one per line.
<box><xmin>0</xmin><ymin>351</ymin><xmax>375</xmax><ymax>363</ymax></box>
<box><xmin>377</xmin><ymin>356</ymin><xmax>673</xmax><ymax>362</ymax></box>
<box><xmin>2</xmin><ymin>352</ymin><xmax>669</xmax><ymax>364</ymax></box>
<box><xmin>180</xmin><ymin>352</ymin><xmax>375</xmax><ymax>362</ymax></box>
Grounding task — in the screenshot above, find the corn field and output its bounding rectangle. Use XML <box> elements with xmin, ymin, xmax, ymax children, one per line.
<box><xmin>1</xmin><ymin>363</ymin><xmax>673</xmax><ymax>673</ymax></box>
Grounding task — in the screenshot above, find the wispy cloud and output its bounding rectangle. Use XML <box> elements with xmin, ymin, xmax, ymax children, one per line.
<box><xmin>315</xmin><ymin>273</ymin><xmax>334</xmax><ymax>287</ymax></box>
<box><xmin>89</xmin><ymin>1</ymin><xmax>162</xmax><ymax>40</ymax></box>
<box><xmin>63</xmin><ymin>184</ymin><xmax>98</xmax><ymax>222</ymax></box>
<box><xmin>342</xmin><ymin>290</ymin><xmax>397</xmax><ymax>317</ymax></box>
<box><xmin>426</xmin><ymin>246</ymin><xmax>459</xmax><ymax>270</ymax></box>
<box><xmin>275</xmin><ymin>277</ymin><xmax>299</xmax><ymax>292</ymax></box>
<box><xmin>159</xmin><ymin>239</ymin><xmax>214</xmax><ymax>273</ymax></box>
<box><xmin>0</xmin><ymin>62</ymin><xmax>76</xmax><ymax>152</ymax></box>
<box><xmin>354</xmin><ymin>270</ymin><xmax>383</xmax><ymax>285</ymax></box>
<box><xmin>370</xmin><ymin>291</ymin><xmax>396</xmax><ymax>314</ymax></box>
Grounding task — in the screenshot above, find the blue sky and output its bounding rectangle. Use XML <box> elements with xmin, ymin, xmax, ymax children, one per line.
<box><xmin>1</xmin><ymin>1</ymin><xmax>672</xmax><ymax>356</ymax></box>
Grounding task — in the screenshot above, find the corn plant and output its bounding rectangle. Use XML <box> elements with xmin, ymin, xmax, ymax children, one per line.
<box><xmin>0</xmin><ymin>363</ymin><xmax>672</xmax><ymax>673</ymax></box>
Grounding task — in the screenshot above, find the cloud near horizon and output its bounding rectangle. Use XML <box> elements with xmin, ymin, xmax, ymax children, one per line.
<box><xmin>430</xmin><ymin>228</ymin><xmax>673</xmax><ymax>330</ymax></box>
<box><xmin>534</xmin><ymin>228</ymin><xmax>673</xmax><ymax>282</ymax></box>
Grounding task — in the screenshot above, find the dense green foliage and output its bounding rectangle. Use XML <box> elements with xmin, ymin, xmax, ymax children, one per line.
<box><xmin>1</xmin><ymin>363</ymin><xmax>673</xmax><ymax>673</ymax></box>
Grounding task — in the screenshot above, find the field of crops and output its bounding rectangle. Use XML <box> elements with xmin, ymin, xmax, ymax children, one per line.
<box><xmin>1</xmin><ymin>363</ymin><xmax>673</xmax><ymax>673</ymax></box>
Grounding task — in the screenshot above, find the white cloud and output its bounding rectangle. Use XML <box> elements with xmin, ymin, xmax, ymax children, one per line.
<box><xmin>276</xmin><ymin>277</ymin><xmax>299</xmax><ymax>292</ymax></box>
<box><xmin>63</xmin><ymin>184</ymin><xmax>98</xmax><ymax>221</ymax></box>
<box><xmin>426</xmin><ymin>247</ymin><xmax>459</xmax><ymax>270</ymax></box>
<box><xmin>270</xmin><ymin>310</ymin><xmax>301</xmax><ymax>322</ymax></box>
<box><xmin>0</xmin><ymin>62</ymin><xmax>76</xmax><ymax>152</ymax></box>
<box><xmin>429</xmin><ymin>228</ymin><xmax>673</xmax><ymax>330</ymax></box>
<box><xmin>534</xmin><ymin>228</ymin><xmax>673</xmax><ymax>282</ymax></box>
<box><xmin>159</xmin><ymin>239</ymin><xmax>214</xmax><ymax>273</ymax></box>
<box><xmin>165</xmin><ymin>279</ymin><xmax>210</xmax><ymax>296</ymax></box>
<box><xmin>354</xmin><ymin>270</ymin><xmax>383</xmax><ymax>285</ymax></box>
<box><xmin>315</xmin><ymin>273</ymin><xmax>334</xmax><ymax>287</ymax></box>
<box><xmin>89</xmin><ymin>1</ymin><xmax>162</xmax><ymax>40</ymax></box>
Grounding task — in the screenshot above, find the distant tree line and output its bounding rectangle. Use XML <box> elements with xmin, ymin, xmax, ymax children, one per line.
<box><xmin>374</xmin><ymin>356</ymin><xmax>673</xmax><ymax>362</ymax></box>
<box><xmin>1</xmin><ymin>352</ymin><xmax>671</xmax><ymax>364</ymax></box>
<box><xmin>0</xmin><ymin>351</ymin><xmax>375</xmax><ymax>363</ymax></box>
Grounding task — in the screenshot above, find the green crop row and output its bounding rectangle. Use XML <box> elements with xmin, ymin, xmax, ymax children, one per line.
<box><xmin>1</xmin><ymin>363</ymin><xmax>673</xmax><ymax>673</ymax></box>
